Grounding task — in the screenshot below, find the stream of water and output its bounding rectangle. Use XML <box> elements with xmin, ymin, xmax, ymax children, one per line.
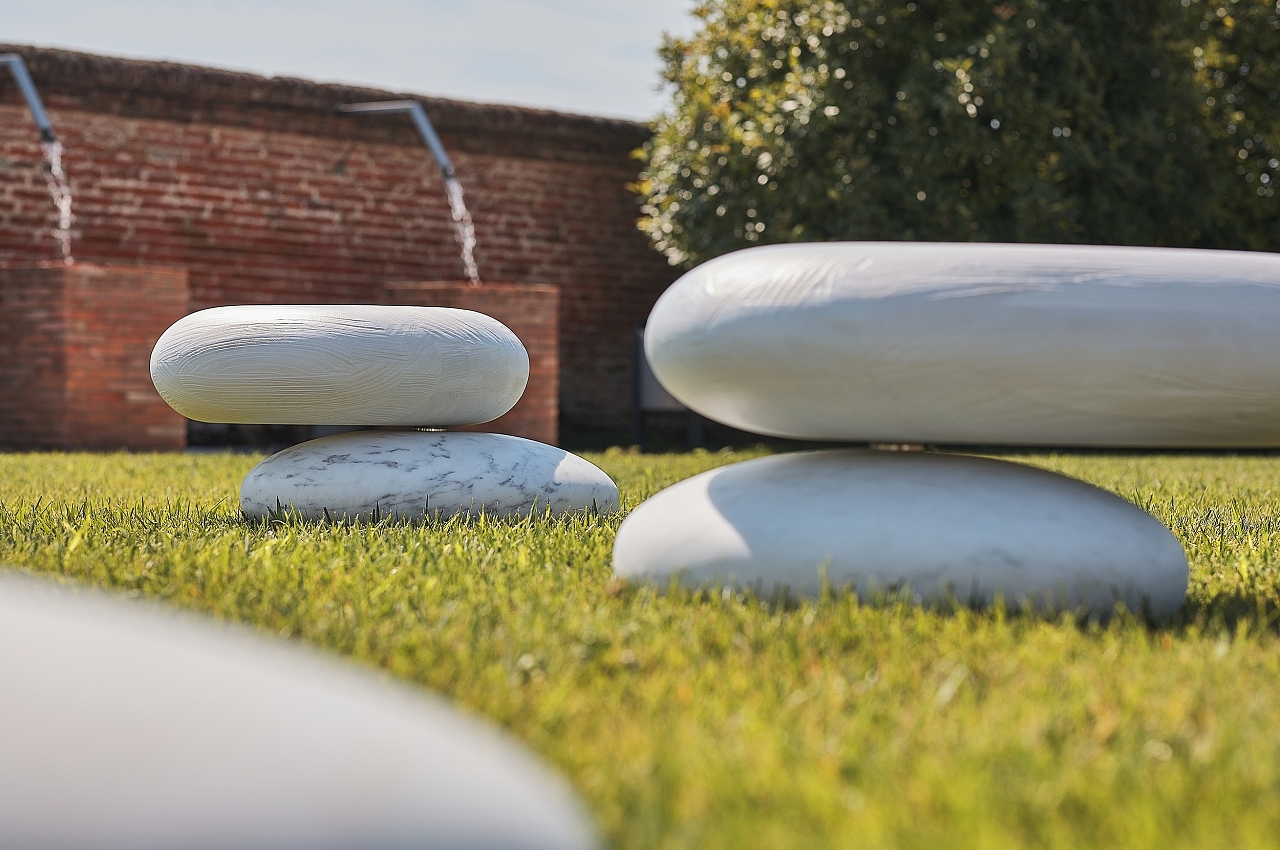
<box><xmin>40</xmin><ymin>139</ymin><xmax>74</xmax><ymax>264</ymax></box>
<box><xmin>445</xmin><ymin>176</ymin><xmax>480</xmax><ymax>285</ymax></box>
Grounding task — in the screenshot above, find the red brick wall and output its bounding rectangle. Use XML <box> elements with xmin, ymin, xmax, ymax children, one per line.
<box><xmin>382</xmin><ymin>282</ymin><xmax>559</xmax><ymax>445</ymax></box>
<box><xmin>0</xmin><ymin>263</ymin><xmax>188</xmax><ymax>450</ymax></box>
<box><xmin>0</xmin><ymin>45</ymin><xmax>678</xmax><ymax>446</ymax></box>
<box><xmin>0</xmin><ymin>266</ymin><xmax>64</xmax><ymax>447</ymax></box>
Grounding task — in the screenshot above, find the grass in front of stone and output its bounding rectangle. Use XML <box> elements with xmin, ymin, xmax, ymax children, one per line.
<box><xmin>0</xmin><ymin>448</ymin><xmax>1278</xmax><ymax>850</ymax></box>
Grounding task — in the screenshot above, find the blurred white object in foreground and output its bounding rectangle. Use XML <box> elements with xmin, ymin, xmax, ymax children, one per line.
<box><xmin>0</xmin><ymin>575</ymin><xmax>598</xmax><ymax>850</ymax></box>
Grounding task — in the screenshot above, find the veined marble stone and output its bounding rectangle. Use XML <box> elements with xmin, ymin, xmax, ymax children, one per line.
<box><xmin>151</xmin><ymin>305</ymin><xmax>528</xmax><ymax>426</ymax></box>
<box><xmin>645</xmin><ymin>242</ymin><xmax>1280</xmax><ymax>446</ymax></box>
<box><xmin>0</xmin><ymin>574</ymin><xmax>598</xmax><ymax>850</ymax></box>
<box><xmin>613</xmin><ymin>451</ymin><xmax>1188</xmax><ymax>619</ymax></box>
<box><xmin>241</xmin><ymin>431</ymin><xmax>619</xmax><ymax>521</ymax></box>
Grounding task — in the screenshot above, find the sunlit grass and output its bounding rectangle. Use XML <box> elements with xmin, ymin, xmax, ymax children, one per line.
<box><xmin>1</xmin><ymin>447</ymin><xmax>1278</xmax><ymax>849</ymax></box>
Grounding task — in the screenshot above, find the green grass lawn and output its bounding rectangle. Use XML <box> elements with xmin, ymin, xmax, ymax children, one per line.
<box><xmin>1</xmin><ymin>448</ymin><xmax>1279</xmax><ymax>849</ymax></box>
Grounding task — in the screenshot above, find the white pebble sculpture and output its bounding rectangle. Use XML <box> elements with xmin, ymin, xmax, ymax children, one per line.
<box><xmin>607</xmin><ymin>241</ymin><xmax>1277</xmax><ymax>618</ymax></box>
<box><xmin>151</xmin><ymin>305</ymin><xmax>528</xmax><ymax>427</ymax></box>
<box><xmin>614</xmin><ymin>451</ymin><xmax>1188</xmax><ymax>619</ymax></box>
<box><xmin>242</xmin><ymin>430</ymin><xmax>618</xmax><ymax>521</ymax></box>
<box><xmin>151</xmin><ymin>304</ymin><xmax>617</xmax><ymax>521</ymax></box>
<box><xmin>0</xmin><ymin>574</ymin><xmax>598</xmax><ymax>850</ymax></box>
<box><xmin>645</xmin><ymin>242</ymin><xmax>1280</xmax><ymax>446</ymax></box>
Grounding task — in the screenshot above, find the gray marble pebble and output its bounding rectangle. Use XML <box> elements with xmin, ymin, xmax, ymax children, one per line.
<box><xmin>0</xmin><ymin>574</ymin><xmax>599</xmax><ymax>850</ymax></box>
<box><xmin>241</xmin><ymin>430</ymin><xmax>619</xmax><ymax>521</ymax></box>
<box><xmin>614</xmin><ymin>451</ymin><xmax>1188</xmax><ymax>619</ymax></box>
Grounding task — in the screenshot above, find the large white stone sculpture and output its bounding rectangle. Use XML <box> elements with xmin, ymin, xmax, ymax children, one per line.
<box><xmin>0</xmin><ymin>574</ymin><xmax>598</xmax><ymax>850</ymax></box>
<box><xmin>241</xmin><ymin>430</ymin><xmax>619</xmax><ymax>521</ymax></box>
<box><xmin>151</xmin><ymin>305</ymin><xmax>528</xmax><ymax>426</ymax></box>
<box><xmin>613</xmin><ymin>451</ymin><xmax>1188</xmax><ymax>619</ymax></box>
<box><xmin>645</xmin><ymin>242</ymin><xmax>1280</xmax><ymax>446</ymax></box>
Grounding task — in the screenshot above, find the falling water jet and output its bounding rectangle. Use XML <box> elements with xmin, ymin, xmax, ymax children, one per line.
<box><xmin>2</xmin><ymin>54</ymin><xmax>73</xmax><ymax>265</ymax></box>
<box><xmin>338</xmin><ymin>100</ymin><xmax>480</xmax><ymax>285</ymax></box>
<box><xmin>444</xmin><ymin>176</ymin><xmax>480</xmax><ymax>285</ymax></box>
<box><xmin>40</xmin><ymin>139</ymin><xmax>73</xmax><ymax>264</ymax></box>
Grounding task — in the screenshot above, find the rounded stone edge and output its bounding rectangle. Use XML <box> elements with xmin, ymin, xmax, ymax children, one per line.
<box><xmin>239</xmin><ymin>432</ymin><xmax>620</xmax><ymax>523</ymax></box>
<box><xmin>612</xmin><ymin>452</ymin><xmax>1189</xmax><ymax>621</ymax></box>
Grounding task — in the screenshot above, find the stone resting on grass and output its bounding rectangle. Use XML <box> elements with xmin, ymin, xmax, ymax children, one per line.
<box><xmin>241</xmin><ymin>431</ymin><xmax>619</xmax><ymax>521</ymax></box>
<box><xmin>150</xmin><ymin>305</ymin><xmax>619</xmax><ymax>521</ymax></box>
<box><xmin>0</xmin><ymin>575</ymin><xmax>598</xmax><ymax>850</ymax></box>
<box><xmin>613</xmin><ymin>451</ymin><xmax>1188</xmax><ymax>620</ymax></box>
<box><xmin>606</xmin><ymin>241</ymin><xmax>1280</xmax><ymax>618</ymax></box>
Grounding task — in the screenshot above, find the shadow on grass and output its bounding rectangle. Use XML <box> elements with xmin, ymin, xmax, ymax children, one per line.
<box><xmin>631</xmin><ymin>573</ymin><xmax>1280</xmax><ymax>639</ymax></box>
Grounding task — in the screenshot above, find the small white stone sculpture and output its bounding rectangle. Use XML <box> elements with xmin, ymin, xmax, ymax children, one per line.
<box><xmin>645</xmin><ymin>242</ymin><xmax>1280</xmax><ymax>446</ymax></box>
<box><xmin>242</xmin><ymin>431</ymin><xmax>619</xmax><ymax>521</ymax></box>
<box><xmin>150</xmin><ymin>304</ymin><xmax>618</xmax><ymax>523</ymax></box>
<box><xmin>0</xmin><ymin>574</ymin><xmax>599</xmax><ymax>850</ymax></box>
<box><xmin>151</xmin><ymin>305</ymin><xmax>528</xmax><ymax>427</ymax></box>
<box><xmin>613</xmin><ymin>451</ymin><xmax>1187</xmax><ymax>618</ymax></box>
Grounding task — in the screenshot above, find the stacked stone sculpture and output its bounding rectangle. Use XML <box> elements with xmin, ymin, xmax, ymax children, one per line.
<box><xmin>151</xmin><ymin>305</ymin><xmax>618</xmax><ymax>521</ymax></box>
<box><xmin>0</xmin><ymin>574</ymin><xmax>598</xmax><ymax>850</ymax></box>
<box><xmin>615</xmin><ymin>242</ymin><xmax>1280</xmax><ymax>619</ymax></box>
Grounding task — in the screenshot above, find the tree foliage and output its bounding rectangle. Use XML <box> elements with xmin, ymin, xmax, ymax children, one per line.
<box><xmin>638</xmin><ymin>0</ymin><xmax>1280</xmax><ymax>266</ymax></box>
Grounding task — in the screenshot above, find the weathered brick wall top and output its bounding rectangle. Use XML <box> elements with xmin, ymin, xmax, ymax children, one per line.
<box><xmin>0</xmin><ymin>44</ymin><xmax>649</xmax><ymax>163</ymax></box>
<box><xmin>0</xmin><ymin>45</ymin><xmax>679</xmax><ymax>446</ymax></box>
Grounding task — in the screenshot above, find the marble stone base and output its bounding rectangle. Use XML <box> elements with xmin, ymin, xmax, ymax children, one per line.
<box><xmin>0</xmin><ymin>574</ymin><xmax>598</xmax><ymax>850</ymax></box>
<box><xmin>613</xmin><ymin>451</ymin><xmax>1188</xmax><ymax>620</ymax></box>
<box><xmin>241</xmin><ymin>430</ymin><xmax>619</xmax><ymax>521</ymax></box>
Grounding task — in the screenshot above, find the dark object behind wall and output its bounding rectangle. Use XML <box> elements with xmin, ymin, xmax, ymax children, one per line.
<box><xmin>633</xmin><ymin>328</ymin><xmax>704</xmax><ymax>452</ymax></box>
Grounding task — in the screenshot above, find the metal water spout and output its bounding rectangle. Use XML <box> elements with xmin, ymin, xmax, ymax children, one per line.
<box><xmin>2</xmin><ymin>53</ymin><xmax>73</xmax><ymax>263</ymax></box>
<box><xmin>1</xmin><ymin>53</ymin><xmax>55</xmax><ymax>143</ymax></box>
<box><xmin>338</xmin><ymin>99</ymin><xmax>480</xmax><ymax>285</ymax></box>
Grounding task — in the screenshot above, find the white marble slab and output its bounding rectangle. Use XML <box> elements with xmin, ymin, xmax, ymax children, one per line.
<box><xmin>0</xmin><ymin>574</ymin><xmax>598</xmax><ymax>850</ymax></box>
<box><xmin>241</xmin><ymin>430</ymin><xmax>619</xmax><ymax>521</ymax></box>
<box><xmin>613</xmin><ymin>451</ymin><xmax>1187</xmax><ymax>619</ymax></box>
<box><xmin>151</xmin><ymin>305</ymin><xmax>528</xmax><ymax>426</ymax></box>
<box><xmin>646</xmin><ymin>242</ymin><xmax>1280</xmax><ymax>446</ymax></box>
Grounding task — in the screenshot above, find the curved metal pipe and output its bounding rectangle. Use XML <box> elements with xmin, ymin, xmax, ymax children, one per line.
<box><xmin>337</xmin><ymin>100</ymin><xmax>455</xmax><ymax>181</ymax></box>
<box><xmin>1</xmin><ymin>54</ymin><xmax>56</xmax><ymax>142</ymax></box>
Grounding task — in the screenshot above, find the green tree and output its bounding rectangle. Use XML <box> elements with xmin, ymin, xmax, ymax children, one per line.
<box><xmin>1194</xmin><ymin>0</ymin><xmax>1280</xmax><ymax>250</ymax></box>
<box><xmin>638</xmin><ymin>0</ymin><xmax>1279</xmax><ymax>267</ymax></box>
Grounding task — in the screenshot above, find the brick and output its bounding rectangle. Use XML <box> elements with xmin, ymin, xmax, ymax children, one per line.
<box><xmin>0</xmin><ymin>263</ymin><xmax>188</xmax><ymax>451</ymax></box>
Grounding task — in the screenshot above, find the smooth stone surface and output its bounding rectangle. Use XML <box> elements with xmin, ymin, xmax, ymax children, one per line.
<box><xmin>613</xmin><ymin>451</ymin><xmax>1188</xmax><ymax>619</ymax></box>
<box><xmin>151</xmin><ymin>305</ymin><xmax>528</xmax><ymax>426</ymax></box>
<box><xmin>241</xmin><ymin>430</ymin><xmax>619</xmax><ymax>521</ymax></box>
<box><xmin>0</xmin><ymin>574</ymin><xmax>598</xmax><ymax>850</ymax></box>
<box><xmin>646</xmin><ymin>242</ymin><xmax>1280</xmax><ymax>446</ymax></box>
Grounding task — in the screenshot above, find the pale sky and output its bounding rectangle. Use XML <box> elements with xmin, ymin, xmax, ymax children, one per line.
<box><xmin>0</xmin><ymin>0</ymin><xmax>699</xmax><ymax>121</ymax></box>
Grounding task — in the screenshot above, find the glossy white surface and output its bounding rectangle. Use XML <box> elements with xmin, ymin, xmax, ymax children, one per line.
<box><xmin>151</xmin><ymin>305</ymin><xmax>528</xmax><ymax>426</ymax></box>
<box><xmin>646</xmin><ymin>242</ymin><xmax>1280</xmax><ymax>446</ymax></box>
<box><xmin>0</xmin><ymin>575</ymin><xmax>598</xmax><ymax>850</ymax></box>
<box><xmin>241</xmin><ymin>430</ymin><xmax>619</xmax><ymax>521</ymax></box>
<box><xmin>613</xmin><ymin>451</ymin><xmax>1188</xmax><ymax>619</ymax></box>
